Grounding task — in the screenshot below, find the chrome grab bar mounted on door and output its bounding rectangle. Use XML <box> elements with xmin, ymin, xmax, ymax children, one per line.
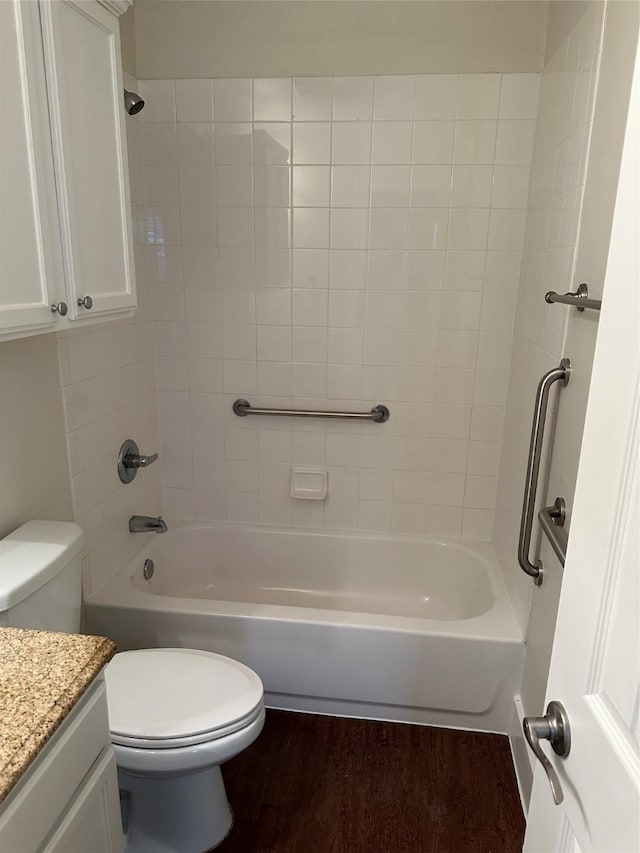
<box><xmin>518</xmin><ymin>359</ymin><xmax>571</xmax><ymax>586</ymax></box>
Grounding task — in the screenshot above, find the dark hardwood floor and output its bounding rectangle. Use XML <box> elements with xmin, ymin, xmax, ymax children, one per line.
<box><xmin>215</xmin><ymin>710</ymin><xmax>525</xmax><ymax>853</ymax></box>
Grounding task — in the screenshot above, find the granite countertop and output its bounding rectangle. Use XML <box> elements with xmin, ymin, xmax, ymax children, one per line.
<box><xmin>0</xmin><ymin>627</ymin><xmax>116</xmax><ymax>804</ymax></box>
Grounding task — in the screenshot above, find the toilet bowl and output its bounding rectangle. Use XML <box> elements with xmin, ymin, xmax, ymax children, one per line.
<box><xmin>0</xmin><ymin>521</ymin><xmax>265</xmax><ymax>853</ymax></box>
<box><xmin>105</xmin><ymin>648</ymin><xmax>265</xmax><ymax>853</ymax></box>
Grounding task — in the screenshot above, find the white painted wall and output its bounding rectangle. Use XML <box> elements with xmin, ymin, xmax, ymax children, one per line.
<box><xmin>0</xmin><ymin>334</ymin><xmax>73</xmax><ymax>539</ymax></box>
<box><xmin>132</xmin><ymin>1</ymin><xmax>548</xmax><ymax>79</ymax></box>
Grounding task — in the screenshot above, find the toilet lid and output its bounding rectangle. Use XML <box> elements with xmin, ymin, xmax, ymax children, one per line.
<box><xmin>105</xmin><ymin>649</ymin><xmax>264</xmax><ymax>744</ymax></box>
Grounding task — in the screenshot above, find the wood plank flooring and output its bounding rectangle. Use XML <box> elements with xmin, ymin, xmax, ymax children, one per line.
<box><xmin>215</xmin><ymin>710</ymin><xmax>525</xmax><ymax>853</ymax></box>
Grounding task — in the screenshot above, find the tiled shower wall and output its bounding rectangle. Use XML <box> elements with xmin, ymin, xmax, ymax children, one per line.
<box><xmin>56</xmin><ymin>74</ymin><xmax>162</xmax><ymax>597</ymax></box>
<box><xmin>494</xmin><ymin>3</ymin><xmax>605</xmax><ymax>627</ymax></box>
<box><xmin>140</xmin><ymin>73</ymin><xmax>540</xmax><ymax>536</ymax></box>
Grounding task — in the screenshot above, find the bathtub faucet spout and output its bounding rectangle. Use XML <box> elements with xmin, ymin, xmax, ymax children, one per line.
<box><xmin>129</xmin><ymin>515</ymin><xmax>168</xmax><ymax>533</ymax></box>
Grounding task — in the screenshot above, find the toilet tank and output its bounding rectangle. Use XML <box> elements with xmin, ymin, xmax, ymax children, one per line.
<box><xmin>0</xmin><ymin>521</ymin><xmax>85</xmax><ymax>632</ymax></box>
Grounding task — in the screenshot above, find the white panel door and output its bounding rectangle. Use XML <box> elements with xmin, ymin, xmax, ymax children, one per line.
<box><xmin>40</xmin><ymin>0</ymin><xmax>136</xmax><ymax>321</ymax></box>
<box><xmin>0</xmin><ymin>1</ymin><xmax>65</xmax><ymax>339</ymax></box>
<box><xmin>523</xmin><ymin>36</ymin><xmax>640</xmax><ymax>853</ymax></box>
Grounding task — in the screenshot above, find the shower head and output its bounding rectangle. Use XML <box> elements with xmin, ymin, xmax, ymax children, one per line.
<box><xmin>123</xmin><ymin>89</ymin><xmax>145</xmax><ymax>115</ymax></box>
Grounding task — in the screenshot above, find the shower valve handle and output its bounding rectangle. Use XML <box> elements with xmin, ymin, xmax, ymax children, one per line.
<box><xmin>117</xmin><ymin>439</ymin><xmax>159</xmax><ymax>483</ymax></box>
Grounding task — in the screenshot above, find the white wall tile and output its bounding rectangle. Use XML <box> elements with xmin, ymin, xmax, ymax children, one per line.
<box><xmin>258</xmin><ymin>326</ymin><xmax>292</xmax><ymax>362</ymax></box>
<box><xmin>140</xmin><ymin>80</ymin><xmax>176</xmax><ymax>123</ymax></box>
<box><xmin>176</xmin><ymin>79</ymin><xmax>214</xmax><ymax>122</ymax></box>
<box><xmin>334</xmin><ymin>76</ymin><xmax>374</xmax><ymax>121</ymax></box>
<box><xmin>371</xmin><ymin>166</ymin><xmax>411</xmax><ymax>207</ymax></box>
<box><xmin>329</xmin><ymin>291</ymin><xmax>366</xmax><ymax>328</ymax></box>
<box><xmin>451</xmin><ymin>165</ymin><xmax>493</xmax><ymax>208</ymax></box>
<box><xmin>177</xmin><ymin>123</ymin><xmax>215</xmax><ymax>165</ymax></box>
<box><xmin>213</xmin><ymin>79</ymin><xmax>253</xmax><ymax>121</ymax></box>
<box><xmin>456</xmin><ymin>75</ymin><xmax>501</xmax><ymax>119</ymax></box>
<box><xmin>495</xmin><ymin>120</ymin><xmax>536</xmax><ymax>164</ymax></box>
<box><xmin>253</xmin><ymin>78</ymin><xmax>292</xmax><ymax>122</ymax></box>
<box><xmin>447</xmin><ymin>209</ymin><xmax>489</xmax><ymax>251</ymax></box>
<box><xmin>332</xmin><ymin>122</ymin><xmax>372</xmax><ymax>164</ymax></box>
<box><xmin>294</xmin><ymin>77</ymin><xmax>333</xmax><ymax>121</ymax></box>
<box><xmin>331</xmin><ymin>209</ymin><xmax>370</xmax><ymax>249</ymax></box>
<box><xmin>414</xmin><ymin>75</ymin><xmax>458</xmax><ymax>120</ymax></box>
<box><xmin>179</xmin><ymin>165</ymin><xmax>216</xmax><ymax>206</ymax></box>
<box><xmin>214</xmin><ymin>124</ymin><xmax>253</xmax><ymax>164</ymax></box>
<box><xmin>374</xmin><ymin>76</ymin><xmax>416</xmax><ymax>120</ymax></box>
<box><xmin>217</xmin><ymin>165</ymin><xmax>253</xmax><ymax>207</ymax></box>
<box><xmin>293</xmin><ymin>166</ymin><xmax>330</xmax><ymax>207</ymax></box>
<box><xmin>370</xmin><ymin>209</ymin><xmax>408</xmax><ymax>250</ymax></box>
<box><xmin>254</xmin><ymin>123</ymin><xmax>292</xmax><ymax>165</ymax></box>
<box><xmin>293</xmin><ymin>123</ymin><xmax>331</xmax><ymax>164</ymax></box>
<box><xmin>331</xmin><ymin>166</ymin><xmax>371</xmax><ymax>208</ymax></box>
<box><xmin>413</xmin><ymin>122</ymin><xmax>455</xmax><ymax>164</ymax></box>
<box><xmin>142</xmin><ymin>123</ymin><xmax>177</xmax><ymax>165</ymax></box>
<box><xmin>410</xmin><ymin>165</ymin><xmax>452</xmax><ymax>208</ymax></box>
<box><xmin>328</xmin><ymin>328</ymin><xmax>364</xmax><ymax>364</ymax></box>
<box><xmin>294</xmin><ymin>208</ymin><xmax>330</xmax><ymax>248</ymax></box>
<box><xmin>293</xmin><ymin>290</ymin><xmax>328</xmax><ymax>326</ymax></box>
<box><xmin>405</xmin><ymin>252</ymin><xmax>445</xmax><ymax>291</ymax></box>
<box><xmin>491</xmin><ymin>165</ymin><xmax>531</xmax><ymax>208</ymax></box>
<box><xmin>140</xmin><ymin>73</ymin><xmax>540</xmax><ymax>540</ymax></box>
<box><xmin>330</xmin><ymin>251</ymin><xmax>367</xmax><ymax>290</ymax></box>
<box><xmin>372</xmin><ymin>122</ymin><xmax>413</xmax><ymax>164</ymax></box>
<box><xmin>444</xmin><ymin>251</ymin><xmax>485</xmax><ymax>291</ymax></box>
<box><xmin>488</xmin><ymin>209</ymin><xmax>527</xmax><ymax>251</ymax></box>
<box><xmin>293</xmin><ymin>249</ymin><xmax>329</xmax><ymax>289</ymax></box>
<box><xmin>453</xmin><ymin>120</ymin><xmax>497</xmax><ymax>164</ymax></box>
<box><xmin>407</xmin><ymin>209</ymin><xmax>449</xmax><ymax>251</ymax></box>
<box><xmin>499</xmin><ymin>74</ymin><xmax>540</xmax><ymax>120</ymax></box>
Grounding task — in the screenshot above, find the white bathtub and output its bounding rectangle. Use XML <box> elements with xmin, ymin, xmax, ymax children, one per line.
<box><xmin>85</xmin><ymin>523</ymin><xmax>524</xmax><ymax>733</ymax></box>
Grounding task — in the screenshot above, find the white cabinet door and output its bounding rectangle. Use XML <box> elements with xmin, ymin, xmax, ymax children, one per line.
<box><xmin>43</xmin><ymin>751</ymin><xmax>124</xmax><ymax>853</ymax></box>
<box><xmin>40</xmin><ymin>0</ymin><xmax>136</xmax><ymax>322</ymax></box>
<box><xmin>0</xmin><ymin>1</ymin><xmax>65</xmax><ymax>340</ymax></box>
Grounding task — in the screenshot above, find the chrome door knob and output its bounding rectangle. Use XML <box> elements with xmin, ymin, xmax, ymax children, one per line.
<box><xmin>77</xmin><ymin>295</ymin><xmax>93</xmax><ymax>309</ymax></box>
<box><xmin>523</xmin><ymin>700</ymin><xmax>571</xmax><ymax>805</ymax></box>
<box><xmin>51</xmin><ymin>301</ymin><xmax>68</xmax><ymax>315</ymax></box>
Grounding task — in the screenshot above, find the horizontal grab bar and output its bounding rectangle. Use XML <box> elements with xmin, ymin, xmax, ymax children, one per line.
<box><xmin>545</xmin><ymin>282</ymin><xmax>602</xmax><ymax>312</ymax></box>
<box><xmin>538</xmin><ymin>499</ymin><xmax>568</xmax><ymax>567</ymax></box>
<box><xmin>518</xmin><ymin>359</ymin><xmax>571</xmax><ymax>586</ymax></box>
<box><xmin>233</xmin><ymin>399</ymin><xmax>390</xmax><ymax>423</ymax></box>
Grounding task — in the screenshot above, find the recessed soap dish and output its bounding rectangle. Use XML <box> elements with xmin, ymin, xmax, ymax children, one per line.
<box><xmin>290</xmin><ymin>468</ymin><xmax>328</xmax><ymax>500</ymax></box>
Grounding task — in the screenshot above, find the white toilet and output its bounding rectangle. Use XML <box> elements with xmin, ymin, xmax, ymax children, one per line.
<box><xmin>0</xmin><ymin>521</ymin><xmax>265</xmax><ymax>853</ymax></box>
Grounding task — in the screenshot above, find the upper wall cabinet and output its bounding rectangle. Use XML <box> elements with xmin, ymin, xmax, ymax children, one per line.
<box><xmin>40</xmin><ymin>0</ymin><xmax>136</xmax><ymax>321</ymax></box>
<box><xmin>0</xmin><ymin>1</ymin><xmax>65</xmax><ymax>338</ymax></box>
<box><xmin>0</xmin><ymin>0</ymin><xmax>136</xmax><ymax>342</ymax></box>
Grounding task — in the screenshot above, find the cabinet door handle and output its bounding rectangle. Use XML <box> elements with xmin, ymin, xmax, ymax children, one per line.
<box><xmin>51</xmin><ymin>301</ymin><xmax>68</xmax><ymax>315</ymax></box>
<box><xmin>77</xmin><ymin>295</ymin><xmax>93</xmax><ymax>309</ymax></box>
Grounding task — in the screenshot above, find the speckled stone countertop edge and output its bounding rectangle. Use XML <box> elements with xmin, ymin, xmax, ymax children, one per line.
<box><xmin>0</xmin><ymin>629</ymin><xmax>116</xmax><ymax>804</ymax></box>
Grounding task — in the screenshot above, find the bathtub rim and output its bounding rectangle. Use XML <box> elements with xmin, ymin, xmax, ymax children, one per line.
<box><xmin>86</xmin><ymin>519</ymin><xmax>524</xmax><ymax>644</ymax></box>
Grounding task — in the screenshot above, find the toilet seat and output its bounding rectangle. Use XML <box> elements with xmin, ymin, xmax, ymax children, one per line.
<box><xmin>105</xmin><ymin>648</ymin><xmax>264</xmax><ymax>749</ymax></box>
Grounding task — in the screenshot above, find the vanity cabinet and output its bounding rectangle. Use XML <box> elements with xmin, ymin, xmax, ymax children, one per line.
<box><xmin>0</xmin><ymin>0</ymin><xmax>136</xmax><ymax>342</ymax></box>
<box><xmin>0</xmin><ymin>677</ymin><xmax>124</xmax><ymax>853</ymax></box>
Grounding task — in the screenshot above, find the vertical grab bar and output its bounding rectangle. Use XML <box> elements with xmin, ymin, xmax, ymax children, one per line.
<box><xmin>518</xmin><ymin>358</ymin><xmax>571</xmax><ymax>586</ymax></box>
